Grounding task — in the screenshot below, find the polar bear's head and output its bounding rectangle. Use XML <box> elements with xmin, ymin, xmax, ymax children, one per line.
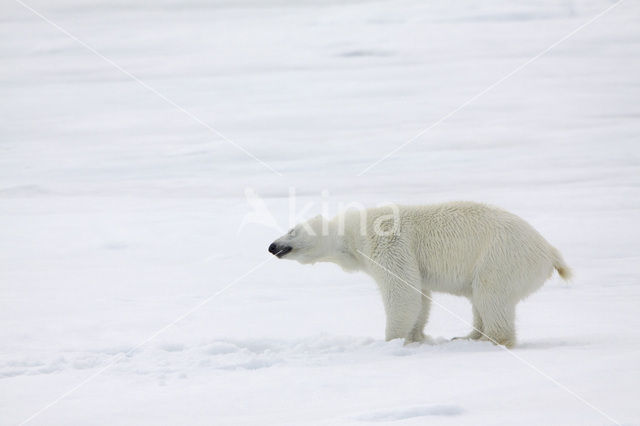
<box><xmin>268</xmin><ymin>215</ymin><xmax>332</xmax><ymax>264</ymax></box>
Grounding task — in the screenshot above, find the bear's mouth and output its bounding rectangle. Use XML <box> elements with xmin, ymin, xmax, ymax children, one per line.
<box><xmin>275</xmin><ymin>246</ymin><xmax>292</xmax><ymax>258</ymax></box>
<box><xmin>269</xmin><ymin>242</ymin><xmax>293</xmax><ymax>258</ymax></box>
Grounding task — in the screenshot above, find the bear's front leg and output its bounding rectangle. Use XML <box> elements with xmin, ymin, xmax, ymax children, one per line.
<box><xmin>370</xmin><ymin>261</ymin><xmax>425</xmax><ymax>344</ymax></box>
<box><xmin>408</xmin><ymin>293</ymin><xmax>432</xmax><ymax>343</ymax></box>
<box><xmin>382</xmin><ymin>283</ymin><xmax>424</xmax><ymax>343</ymax></box>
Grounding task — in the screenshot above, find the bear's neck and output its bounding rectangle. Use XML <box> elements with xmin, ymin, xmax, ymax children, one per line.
<box><xmin>321</xmin><ymin>214</ymin><xmax>365</xmax><ymax>273</ymax></box>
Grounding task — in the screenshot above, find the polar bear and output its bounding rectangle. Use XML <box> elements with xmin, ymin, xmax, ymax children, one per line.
<box><xmin>268</xmin><ymin>201</ymin><xmax>571</xmax><ymax>348</ymax></box>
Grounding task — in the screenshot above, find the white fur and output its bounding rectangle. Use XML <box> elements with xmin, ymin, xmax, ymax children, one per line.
<box><xmin>270</xmin><ymin>201</ymin><xmax>571</xmax><ymax>348</ymax></box>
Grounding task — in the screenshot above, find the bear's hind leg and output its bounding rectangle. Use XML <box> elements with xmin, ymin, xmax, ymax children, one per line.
<box><xmin>473</xmin><ymin>293</ymin><xmax>517</xmax><ymax>348</ymax></box>
<box><xmin>453</xmin><ymin>305</ymin><xmax>484</xmax><ymax>341</ymax></box>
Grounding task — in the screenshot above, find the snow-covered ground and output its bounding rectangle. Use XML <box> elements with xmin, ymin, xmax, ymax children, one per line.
<box><xmin>2</xmin><ymin>0</ymin><xmax>640</xmax><ymax>424</ymax></box>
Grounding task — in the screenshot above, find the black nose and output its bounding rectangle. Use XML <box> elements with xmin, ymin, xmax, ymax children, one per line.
<box><xmin>268</xmin><ymin>243</ymin><xmax>292</xmax><ymax>257</ymax></box>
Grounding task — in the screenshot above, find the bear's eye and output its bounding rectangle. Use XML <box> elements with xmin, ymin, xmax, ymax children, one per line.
<box><xmin>288</xmin><ymin>229</ymin><xmax>296</xmax><ymax>237</ymax></box>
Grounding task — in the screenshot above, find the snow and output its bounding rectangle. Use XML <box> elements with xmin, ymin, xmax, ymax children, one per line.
<box><xmin>1</xmin><ymin>0</ymin><xmax>640</xmax><ymax>424</ymax></box>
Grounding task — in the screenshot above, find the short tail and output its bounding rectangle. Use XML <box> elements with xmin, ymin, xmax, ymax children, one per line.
<box><xmin>551</xmin><ymin>246</ymin><xmax>572</xmax><ymax>281</ymax></box>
